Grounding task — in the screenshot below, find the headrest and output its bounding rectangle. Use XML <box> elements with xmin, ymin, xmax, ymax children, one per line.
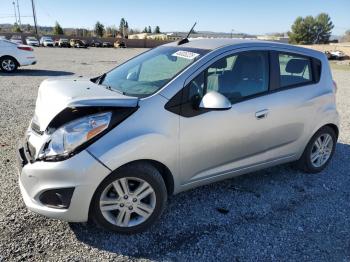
<box><xmin>211</xmin><ymin>58</ymin><xmax>227</xmax><ymax>69</ymax></box>
<box><xmin>285</xmin><ymin>59</ymin><xmax>308</xmax><ymax>74</ymax></box>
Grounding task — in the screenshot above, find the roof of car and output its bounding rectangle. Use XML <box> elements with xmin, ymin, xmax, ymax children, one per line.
<box><xmin>163</xmin><ymin>38</ymin><xmax>325</xmax><ymax>59</ymax></box>
<box><xmin>165</xmin><ymin>38</ymin><xmax>317</xmax><ymax>53</ymax></box>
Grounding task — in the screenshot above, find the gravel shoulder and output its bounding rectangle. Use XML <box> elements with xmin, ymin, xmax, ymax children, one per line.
<box><xmin>0</xmin><ymin>48</ymin><xmax>349</xmax><ymax>261</ymax></box>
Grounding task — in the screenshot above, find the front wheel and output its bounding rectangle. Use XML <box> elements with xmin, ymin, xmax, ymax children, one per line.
<box><xmin>0</xmin><ymin>57</ymin><xmax>18</xmax><ymax>73</ymax></box>
<box><xmin>90</xmin><ymin>162</ymin><xmax>167</xmax><ymax>234</ymax></box>
<box><xmin>296</xmin><ymin>126</ymin><xmax>337</xmax><ymax>173</ymax></box>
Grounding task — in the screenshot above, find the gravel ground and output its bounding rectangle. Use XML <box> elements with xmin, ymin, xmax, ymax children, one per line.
<box><xmin>0</xmin><ymin>47</ymin><xmax>349</xmax><ymax>261</ymax></box>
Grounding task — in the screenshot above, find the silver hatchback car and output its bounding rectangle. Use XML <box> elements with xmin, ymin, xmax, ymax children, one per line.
<box><xmin>18</xmin><ymin>39</ymin><xmax>339</xmax><ymax>234</ymax></box>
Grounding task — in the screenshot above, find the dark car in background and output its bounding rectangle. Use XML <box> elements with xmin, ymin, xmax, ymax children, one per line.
<box><xmin>90</xmin><ymin>39</ymin><xmax>103</xmax><ymax>47</ymax></box>
<box><xmin>114</xmin><ymin>40</ymin><xmax>126</xmax><ymax>48</ymax></box>
<box><xmin>70</xmin><ymin>39</ymin><xmax>88</xmax><ymax>48</ymax></box>
<box><xmin>102</xmin><ymin>41</ymin><xmax>113</xmax><ymax>48</ymax></box>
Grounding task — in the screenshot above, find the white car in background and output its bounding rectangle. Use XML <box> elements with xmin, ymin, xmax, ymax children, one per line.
<box><xmin>0</xmin><ymin>39</ymin><xmax>37</xmax><ymax>73</ymax></box>
<box><xmin>10</xmin><ymin>36</ymin><xmax>23</xmax><ymax>45</ymax></box>
<box><xmin>40</xmin><ymin>36</ymin><xmax>54</xmax><ymax>47</ymax></box>
<box><xmin>26</xmin><ymin>37</ymin><xmax>40</xmax><ymax>47</ymax></box>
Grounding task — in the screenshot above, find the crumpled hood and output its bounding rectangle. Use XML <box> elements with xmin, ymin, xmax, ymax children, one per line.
<box><xmin>33</xmin><ymin>78</ymin><xmax>138</xmax><ymax>131</ymax></box>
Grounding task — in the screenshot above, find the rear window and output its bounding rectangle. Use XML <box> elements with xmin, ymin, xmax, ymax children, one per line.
<box><xmin>278</xmin><ymin>53</ymin><xmax>312</xmax><ymax>88</ymax></box>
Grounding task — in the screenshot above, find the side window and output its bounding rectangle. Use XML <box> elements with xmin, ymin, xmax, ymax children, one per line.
<box><xmin>278</xmin><ymin>53</ymin><xmax>312</xmax><ymax>88</ymax></box>
<box><xmin>186</xmin><ymin>51</ymin><xmax>269</xmax><ymax>104</ymax></box>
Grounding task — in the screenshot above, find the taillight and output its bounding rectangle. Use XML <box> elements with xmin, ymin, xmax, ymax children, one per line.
<box><xmin>332</xmin><ymin>80</ymin><xmax>338</xmax><ymax>93</ymax></box>
<box><xmin>17</xmin><ymin>46</ymin><xmax>33</xmax><ymax>51</ymax></box>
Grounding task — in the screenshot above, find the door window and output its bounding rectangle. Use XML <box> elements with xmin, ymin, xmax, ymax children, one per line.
<box><xmin>186</xmin><ymin>51</ymin><xmax>270</xmax><ymax>104</ymax></box>
<box><xmin>278</xmin><ymin>53</ymin><xmax>312</xmax><ymax>88</ymax></box>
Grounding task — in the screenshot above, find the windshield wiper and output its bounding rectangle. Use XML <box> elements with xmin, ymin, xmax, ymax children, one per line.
<box><xmin>104</xmin><ymin>85</ymin><xmax>126</xmax><ymax>95</ymax></box>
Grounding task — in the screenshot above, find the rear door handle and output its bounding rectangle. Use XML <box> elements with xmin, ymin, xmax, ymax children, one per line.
<box><xmin>255</xmin><ymin>109</ymin><xmax>269</xmax><ymax>120</ymax></box>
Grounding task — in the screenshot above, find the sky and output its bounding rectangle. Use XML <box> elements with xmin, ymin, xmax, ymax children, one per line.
<box><xmin>0</xmin><ymin>0</ymin><xmax>349</xmax><ymax>35</ymax></box>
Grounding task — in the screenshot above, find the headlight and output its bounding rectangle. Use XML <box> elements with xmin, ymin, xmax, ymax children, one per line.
<box><xmin>40</xmin><ymin>112</ymin><xmax>111</xmax><ymax>160</ymax></box>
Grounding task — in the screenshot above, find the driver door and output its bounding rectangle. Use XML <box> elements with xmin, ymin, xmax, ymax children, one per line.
<box><xmin>179</xmin><ymin>50</ymin><xmax>273</xmax><ymax>185</ymax></box>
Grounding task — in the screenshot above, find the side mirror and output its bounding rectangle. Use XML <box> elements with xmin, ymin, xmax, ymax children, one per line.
<box><xmin>199</xmin><ymin>91</ymin><xmax>232</xmax><ymax>110</ymax></box>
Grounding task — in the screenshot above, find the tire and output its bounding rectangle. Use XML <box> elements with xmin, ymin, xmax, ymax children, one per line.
<box><xmin>296</xmin><ymin>126</ymin><xmax>337</xmax><ymax>173</ymax></box>
<box><xmin>90</xmin><ymin>162</ymin><xmax>167</xmax><ymax>234</ymax></box>
<box><xmin>0</xmin><ymin>56</ymin><xmax>18</xmax><ymax>73</ymax></box>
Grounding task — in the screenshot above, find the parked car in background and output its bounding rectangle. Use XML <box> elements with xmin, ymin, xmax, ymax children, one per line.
<box><xmin>25</xmin><ymin>37</ymin><xmax>39</xmax><ymax>47</ymax></box>
<box><xmin>330</xmin><ymin>50</ymin><xmax>346</xmax><ymax>60</ymax></box>
<box><xmin>17</xmin><ymin>39</ymin><xmax>339</xmax><ymax>234</ymax></box>
<box><xmin>0</xmin><ymin>35</ymin><xmax>7</xmax><ymax>40</ymax></box>
<box><xmin>58</xmin><ymin>38</ymin><xmax>70</xmax><ymax>48</ymax></box>
<box><xmin>70</xmin><ymin>39</ymin><xmax>87</xmax><ymax>48</ymax></box>
<box><xmin>102</xmin><ymin>41</ymin><xmax>113</xmax><ymax>48</ymax></box>
<box><xmin>0</xmin><ymin>39</ymin><xmax>36</xmax><ymax>72</ymax></box>
<box><xmin>40</xmin><ymin>37</ymin><xmax>54</xmax><ymax>47</ymax></box>
<box><xmin>10</xmin><ymin>36</ymin><xmax>23</xmax><ymax>45</ymax></box>
<box><xmin>114</xmin><ymin>40</ymin><xmax>126</xmax><ymax>48</ymax></box>
<box><xmin>90</xmin><ymin>39</ymin><xmax>102</xmax><ymax>47</ymax></box>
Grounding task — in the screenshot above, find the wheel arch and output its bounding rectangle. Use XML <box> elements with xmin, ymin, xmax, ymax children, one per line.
<box><xmin>0</xmin><ymin>55</ymin><xmax>20</xmax><ymax>66</ymax></box>
<box><xmin>88</xmin><ymin>159</ymin><xmax>174</xmax><ymax>224</ymax></box>
<box><xmin>324</xmin><ymin>123</ymin><xmax>339</xmax><ymax>139</ymax></box>
<box><xmin>118</xmin><ymin>159</ymin><xmax>175</xmax><ymax>196</ymax></box>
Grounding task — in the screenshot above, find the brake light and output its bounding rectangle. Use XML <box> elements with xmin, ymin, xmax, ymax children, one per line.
<box><xmin>17</xmin><ymin>46</ymin><xmax>33</xmax><ymax>51</ymax></box>
<box><xmin>332</xmin><ymin>80</ymin><xmax>337</xmax><ymax>93</ymax></box>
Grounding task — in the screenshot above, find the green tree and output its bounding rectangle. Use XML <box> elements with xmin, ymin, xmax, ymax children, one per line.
<box><xmin>148</xmin><ymin>26</ymin><xmax>152</xmax><ymax>33</ymax></box>
<box><xmin>154</xmin><ymin>26</ymin><xmax>161</xmax><ymax>34</ymax></box>
<box><xmin>25</xmin><ymin>24</ymin><xmax>32</xmax><ymax>32</ymax></box>
<box><xmin>119</xmin><ymin>18</ymin><xmax>129</xmax><ymax>37</ymax></box>
<box><xmin>53</xmin><ymin>21</ymin><xmax>64</xmax><ymax>35</ymax></box>
<box><xmin>94</xmin><ymin>21</ymin><xmax>105</xmax><ymax>37</ymax></box>
<box><xmin>288</xmin><ymin>13</ymin><xmax>334</xmax><ymax>44</ymax></box>
<box><xmin>314</xmin><ymin>13</ymin><xmax>334</xmax><ymax>44</ymax></box>
<box><xmin>12</xmin><ymin>23</ymin><xmax>22</xmax><ymax>33</ymax></box>
<box><xmin>142</xmin><ymin>27</ymin><xmax>148</xmax><ymax>33</ymax></box>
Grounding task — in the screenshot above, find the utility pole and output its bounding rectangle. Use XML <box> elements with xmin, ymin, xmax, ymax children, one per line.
<box><xmin>12</xmin><ymin>1</ymin><xmax>18</xmax><ymax>24</ymax></box>
<box><xmin>16</xmin><ymin>0</ymin><xmax>21</xmax><ymax>27</ymax></box>
<box><xmin>31</xmin><ymin>0</ymin><xmax>38</xmax><ymax>36</ymax></box>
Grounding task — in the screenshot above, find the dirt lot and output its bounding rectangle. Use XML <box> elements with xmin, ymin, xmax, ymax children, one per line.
<box><xmin>301</xmin><ymin>43</ymin><xmax>350</xmax><ymax>57</ymax></box>
<box><xmin>0</xmin><ymin>47</ymin><xmax>349</xmax><ymax>261</ymax></box>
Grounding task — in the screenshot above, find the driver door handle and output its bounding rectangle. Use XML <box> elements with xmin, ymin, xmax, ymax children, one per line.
<box><xmin>255</xmin><ymin>109</ymin><xmax>269</xmax><ymax>120</ymax></box>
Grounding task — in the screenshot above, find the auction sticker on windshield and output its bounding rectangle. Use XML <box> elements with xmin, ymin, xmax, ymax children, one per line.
<box><xmin>172</xmin><ymin>50</ymin><xmax>200</xmax><ymax>60</ymax></box>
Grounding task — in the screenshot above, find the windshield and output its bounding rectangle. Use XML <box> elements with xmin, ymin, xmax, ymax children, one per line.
<box><xmin>100</xmin><ymin>46</ymin><xmax>209</xmax><ymax>98</ymax></box>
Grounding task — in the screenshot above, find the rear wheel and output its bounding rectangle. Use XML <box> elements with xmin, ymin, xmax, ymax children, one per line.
<box><xmin>90</xmin><ymin>162</ymin><xmax>167</xmax><ymax>234</ymax></box>
<box><xmin>296</xmin><ymin>126</ymin><xmax>337</xmax><ymax>173</ymax></box>
<box><xmin>0</xmin><ymin>57</ymin><xmax>18</xmax><ymax>73</ymax></box>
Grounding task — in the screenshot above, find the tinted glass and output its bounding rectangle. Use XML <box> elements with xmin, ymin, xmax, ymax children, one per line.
<box><xmin>186</xmin><ymin>51</ymin><xmax>269</xmax><ymax>104</ymax></box>
<box><xmin>279</xmin><ymin>53</ymin><xmax>312</xmax><ymax>88</ymax></box>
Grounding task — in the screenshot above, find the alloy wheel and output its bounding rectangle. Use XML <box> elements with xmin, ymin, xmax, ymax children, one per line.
<box><xmin>99</xmin><ymin>177</ymin><xmax>156</xmax><ymax>227</ymax></box>
<box><xmin>310</xmin><ymin>133</ymin><xmax>333</xmax><ymax>168</ymax></box>
<box><xmin>1</xmin><ymin>59</ymin><xmax>16</xmax><ymax>72</ymax></box>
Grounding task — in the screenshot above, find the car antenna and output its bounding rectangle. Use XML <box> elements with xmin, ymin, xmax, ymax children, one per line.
<box><xmin>177</xmin><ymin>22</ymin><xmax>197</xmax><ymax>45</ymax></box>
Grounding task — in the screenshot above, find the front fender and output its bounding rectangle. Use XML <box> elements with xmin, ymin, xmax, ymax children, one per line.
<box><xmin>91</xmin><ymin>132</ymin><xmax>178</xmax><ymax>177</ymax></box>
